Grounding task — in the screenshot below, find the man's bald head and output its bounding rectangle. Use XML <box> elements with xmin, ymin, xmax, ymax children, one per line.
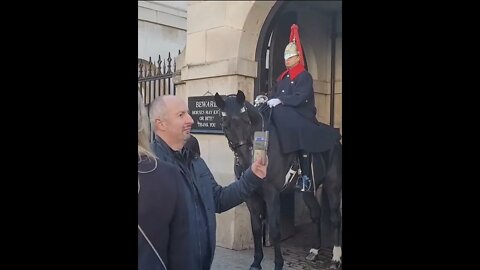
<box><xmin>149</xmin><ymin>95</ymin><xmax>182</xmax><ymax>125</ymax></box>
<box><xmin>149</xmin><ymin>95</ymin><xmax>194</xmax><ymax>151</ymax></box>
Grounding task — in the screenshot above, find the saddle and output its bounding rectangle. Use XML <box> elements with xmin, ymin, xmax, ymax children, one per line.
<box><xmin>255</xmin><ymin>96</ymin><xmax>303</xmax><ymax>191</ymax></box>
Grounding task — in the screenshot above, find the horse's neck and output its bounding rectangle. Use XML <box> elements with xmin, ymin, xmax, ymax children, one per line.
<box><xmin>245</xmin><ymin>102</ymin><xmax>264</xmax><ymax>131</ymax></box>
<box><xmin>258</xmin><ymin>108</ymin><xmax>273</xmax><ymax>132</ymax></box>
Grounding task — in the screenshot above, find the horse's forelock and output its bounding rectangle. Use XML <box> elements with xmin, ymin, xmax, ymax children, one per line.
<box><xmin>223</xmin><ymin>96</ymin><xmax>243</xmax><ymax>114</ymax></box>
<box><xmin>222</xmin><ymin>96</ymin><xmax>262</xmax><ymax>129</ymax></box>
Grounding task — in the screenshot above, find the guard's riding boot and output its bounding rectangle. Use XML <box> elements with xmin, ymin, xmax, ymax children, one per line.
<box><xmin>295</xmin><ymin>152</ymin><xmax>313</xmax><ymax>192</ymax></box>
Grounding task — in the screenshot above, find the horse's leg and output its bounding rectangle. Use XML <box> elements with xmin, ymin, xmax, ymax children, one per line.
<box><xmin>324</xmin><ymin>147</ymin><xmax>342</xmax><ymax>269</ymax></box>
<box><xmin>246</xmin><ymin>192</ymin><xmax>265</xmax><ymax>270</ymax></box>
<box><xmin>302</xmin><ymin>191</ymin><xmax>322</xmax><ymax>261</ymax></box>
<box><xmin>324</xmin><ymin>185</ymin><xmax>341</xmax><ymax>269</ymax></box>
<box><xmin>263</xmin><ymin>184</ymin><xmax>283</xmax><ymax>270</ymax></box>
<box><xmin>303</xmin><ymin>152</ymin><xmax>324</xmax><ymax>261</ymax></box>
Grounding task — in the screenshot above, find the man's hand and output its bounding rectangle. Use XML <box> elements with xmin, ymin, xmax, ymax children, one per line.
<box><xmin>267</xmin><ymin>98</ymin><xmax>282</xmax><ymax>108</ymax></box>
<box><xmin>251</xmin><ymin>155</ymin><xmax>268</xmax><ymax>179</ymax></box>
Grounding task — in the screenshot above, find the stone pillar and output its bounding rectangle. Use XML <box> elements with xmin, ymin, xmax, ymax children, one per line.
<box><xmin>178</xmin><ymin>1</ymin><xmax>265</xmax><ymax>250</ymax></box>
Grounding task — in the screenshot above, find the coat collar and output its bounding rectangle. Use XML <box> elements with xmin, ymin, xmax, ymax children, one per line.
<box><xmin>277</xmin><ymin>63</ymin><xmax>305</xmax><ymax>81</ymax></box>
<box><xmin>153</xmin><ymin>135</ymin><xmax>196</xmax><ymax>166</ymax></box>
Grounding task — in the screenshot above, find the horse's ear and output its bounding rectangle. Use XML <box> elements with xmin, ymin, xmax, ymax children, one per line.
<box><xmin>236</xmin><ymin>90</ymin><xmax>245</xmax><ymax>104</ymax></box>
<box><xmin>214</xmin><ymin>92</ymin><xmax>225</xmax><ymax>110</ymax></box>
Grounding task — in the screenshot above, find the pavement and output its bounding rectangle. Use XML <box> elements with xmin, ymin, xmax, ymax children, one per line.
<box><xmin>211</xmin><ymin>223</ymin><xmax>338</xmax><ymax>270</ymax></box>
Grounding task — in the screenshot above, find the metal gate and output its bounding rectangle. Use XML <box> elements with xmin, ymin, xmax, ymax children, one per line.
<box><xmin>138</xmin><ymin>51</ymin><xmax>179</xmax><ymax>141</ymax></box>
<box><xmin>138</xmin><ymin>51</ymin><xmax>178</xmax><ymax>106</ymax></box>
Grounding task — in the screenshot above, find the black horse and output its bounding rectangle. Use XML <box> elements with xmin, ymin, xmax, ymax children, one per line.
<box><xmin>214</xmin><ymin>90</ymin><xmax>342</xmax><ymax>270</ymax></box>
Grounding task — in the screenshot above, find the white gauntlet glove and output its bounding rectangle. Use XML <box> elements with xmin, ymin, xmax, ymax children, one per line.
<box><xmin>267</xmin><ymin>98</ymin><xmax>282</xmax><ymax>108</ymax></box>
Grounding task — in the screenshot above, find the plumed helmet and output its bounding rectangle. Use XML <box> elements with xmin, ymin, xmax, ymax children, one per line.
<box><xmin>284</xmin><ymin>24</ymin><xmax>305</xmax><ymax>67</ymax></box>
<box><xmin>284</xmin><ymin>41</ymin><xmax>299</xmax><ymax>60</ymax></box>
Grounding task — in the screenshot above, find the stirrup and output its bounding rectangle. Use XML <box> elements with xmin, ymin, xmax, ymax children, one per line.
<box><xmin>301</xmin><ymin>175</ymin><xmax>313</xmax><ymax>192</ymax></box>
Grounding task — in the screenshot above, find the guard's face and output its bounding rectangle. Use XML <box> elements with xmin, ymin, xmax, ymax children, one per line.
<box><xmin>285</xmin><ymin>55</ymin><xmax>300</xmax><ymax>68</ymax></box>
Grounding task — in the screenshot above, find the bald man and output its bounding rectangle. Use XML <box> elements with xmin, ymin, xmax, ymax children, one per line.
<box><xmin>149</xmin><ymin>95</ymin><xmax>267</xmax><ymax>270</ymax></box>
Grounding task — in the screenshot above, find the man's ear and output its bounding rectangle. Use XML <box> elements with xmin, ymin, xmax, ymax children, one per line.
<box><xmin>155</xmin><ymin>118</ymin><xmax>167</xmax><ymax>131</ymax></box>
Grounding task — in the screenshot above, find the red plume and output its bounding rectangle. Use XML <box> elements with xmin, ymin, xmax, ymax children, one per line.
<box><xmin>289</xmin><ymin>24</ymin><xmax>305</xmax><ymax>67</ymax></box>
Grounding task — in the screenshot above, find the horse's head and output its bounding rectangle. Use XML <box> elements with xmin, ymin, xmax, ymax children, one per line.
<box><xmin>215</xmin><ymin>90</ymin><xmax>261</xmax><ymax>173</ymax></box>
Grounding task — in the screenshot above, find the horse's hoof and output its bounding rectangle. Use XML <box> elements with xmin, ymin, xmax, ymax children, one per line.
<box><xmin>249</xmin><ymin>267</ymin><xmax>261</xmax><ymax>270</ymax></box>
<box><xmin>329</xmin><ymin>260</ymin><xmax>341</xmax><ymax>270</ymax></box>
<box><xmin>306</xmin><ymin>252</ymin><xmax>318</xmax><ymax>261</ymax></box>
<box><xmin>306</xmin><ymin>248</ymin><xmax>319</xmax><ymax>261</ymax></box>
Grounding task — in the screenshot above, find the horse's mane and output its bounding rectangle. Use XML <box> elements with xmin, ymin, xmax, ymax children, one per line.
<box><xmin>244</xmin><ymin>101</ymin><xmax>264</xmax><ymax>130</ymax></box>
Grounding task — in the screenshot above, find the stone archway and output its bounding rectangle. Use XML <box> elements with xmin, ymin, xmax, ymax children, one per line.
<box><xmin>253</xmin><ymin>1</ymin><xmax>342</xmax><ymax>129</ymax></box>
<box><xmin>238</xmin><ymin>0</ymin><xmax>343</xmax><ymax>248</ymax></box>
<box><xmin>235</xmin><ymin>1</ymin><xmax>342</xmax><ymax>128</ymax></box>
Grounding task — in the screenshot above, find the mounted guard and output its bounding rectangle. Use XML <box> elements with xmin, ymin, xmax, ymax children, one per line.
<box><xmin>267</xmin><ymin>24</ymin><xmax>341</xmax><ymax>192</ymax></box>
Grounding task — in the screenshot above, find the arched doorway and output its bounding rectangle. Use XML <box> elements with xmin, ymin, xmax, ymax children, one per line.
<box><xmin>255</xmin><ymin>0</ymin><xmax>342</xmax><ymax>127</ymax></box>
<box><xmin>254</xmin><ymin>1</ymin><xmax>342</xmax><ymax>249</ymax></box>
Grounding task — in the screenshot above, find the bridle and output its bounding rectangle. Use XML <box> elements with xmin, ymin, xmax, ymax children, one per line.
<box><xmin>219</xmin><ymin>103</ymin><xmax>253</xmax><ymax>168</ymax></box>
<box><xmin>220</xmin><ymin>109</ymin><xmax>253</xmax><ymax>151</ymax></box>
<box><xmin>227</xmin><ymin>139</ymin><xmax>252</xmax><ymax>152</ymax></box>
<box><xmin>219</xmin><ymin>96</ymin><xmax>270</xmax><ymax>169</ymax></box>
